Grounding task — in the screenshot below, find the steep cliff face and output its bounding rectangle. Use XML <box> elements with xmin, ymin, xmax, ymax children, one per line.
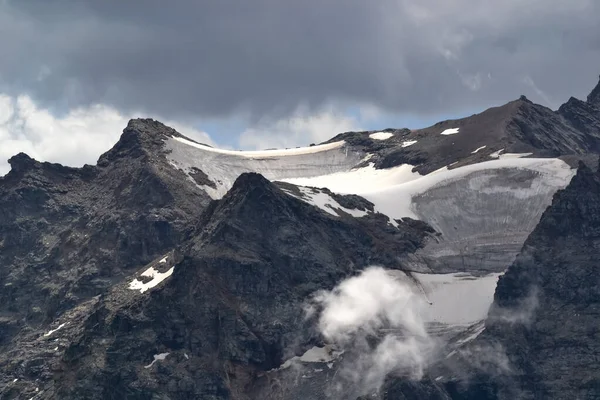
<box><xmin>587</xmin><ymin>76</ymin><xmax>600</xmax><ymax>107</ymax></box>
<box><xmin>446</xmin><ymin>160</ymin><xmax>600</xmax><ymax>399</ymax></box>
<box><xmin>0</xmin><ymin>119</ymin><xmax>210</xmax><ymax>348</ymax></box>
<box><xmin>2</xmin><ymin>77</ymin><xmax>600</xmax><ymax>399</ymax></box>
<box><xmin>41</xmin><ymin>173</ymin><xmax>433</xmax><ymax>400</ymax></box>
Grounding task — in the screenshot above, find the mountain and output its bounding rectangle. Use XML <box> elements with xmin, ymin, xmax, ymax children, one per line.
<box><xmin>435</xmin><ymin>158</ymin><xmax>600</xmax><ymax>400</ymax></box>
<box><xmin>0</xmin><ymin>76</ymin><xmax>599</xmax><ymax>399</ymax></box>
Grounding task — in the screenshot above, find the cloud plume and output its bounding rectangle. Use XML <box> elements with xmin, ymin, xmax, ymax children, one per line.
<box><xmin>308</xmin><ymin>267</ymin><xmax>438</xmax><ymax>396</ymax></box>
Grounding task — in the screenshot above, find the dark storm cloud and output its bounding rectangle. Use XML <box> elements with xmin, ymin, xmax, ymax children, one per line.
<box><xmin>1</xmin><ymin>0</ymin><xmax>599</xmax><ymax>120</ymax></box>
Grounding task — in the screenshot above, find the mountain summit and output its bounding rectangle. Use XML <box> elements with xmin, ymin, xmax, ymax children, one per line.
<box><xmin>588</xmin><ymin>75</ymin><xmax>600</xmax><ymax>107</ymax></box>
<box><xmin>0</xmin><ymin>76</ymin><xmax>600</xmax><ymax>399</ymax></box>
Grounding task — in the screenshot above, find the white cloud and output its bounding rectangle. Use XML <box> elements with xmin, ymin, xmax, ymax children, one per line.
<box><xmin>308</xmin><ymin>267</ymin><xmax>437</xmax><ymax>396</ymax></box>
<box><xmin>238</xmin><ymin>106</ymin><xmax>361</xmax><ymax>150</ymax></box>
<box><xmin>0</xmin><ymin>94</ymin><xmax>213</xmax><ymax>176</ymax></box>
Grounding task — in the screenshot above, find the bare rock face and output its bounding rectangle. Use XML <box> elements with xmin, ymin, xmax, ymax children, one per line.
<box><xmin>587</xmin><ymin>75</ymin><xmax>600</xmax><ymax>107</ymax></box>
<box><xmin>41</xmin><ymin>173</ymin><xmax>433</xmax><ymax>399</ymax></box>
<box><xmin>2</xmin><ymin>76</ymin><xmax>600</xmax><ymax>399</ymax></box>
<box><xmin>445</xmin><ymin>160</ymin><xmax>600</xmax><ymax>399</ymax></box>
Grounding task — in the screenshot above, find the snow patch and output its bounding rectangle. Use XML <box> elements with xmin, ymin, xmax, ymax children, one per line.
<box><xmin>278</xmin><ymin>346</ymin><xmax>343</xmax><ymax>371</ymax></box>
<box><xmin>402</xmin><ymin>140</ymin><xmax>418</xmax><ymax>147</ymax></box>
<box><xmin>283</xmin><ymin>163</ymin><xmax>421</xmax><ymax>195</ymax></box>
<box><xmin>43</xmin><ymin>323</ymin><xmax>66</xmax><ymax>337</ymax></box>
<box><xmin>489</xmin><ymin>149</ymin><xmax>505</xmax><ymax>158</ymax></box>
<box><xmin>455</xmin><ymin>323</ymin><xmax>486</xmax><ymax>346</ymax></box>
<box><xmin>412</xmin><ymin>271</ymin><xmax>502</xmax><ymax>326</ymax></box>
<box><xmin>144</xmin><ymin>352</ymin><xmax>170</xmax><ymax>369</ymax></box>
<box><xmin>362</xmin><ymin>157</ymin><xmax>574</xmax><ymax>220</ymax></box>
<box><xmin>440</xmin><ymin>128</ymin><xmax>459</xmax><ymax>136</ymax></box>
<box><xmin>293</xmin><ymin>187</ymin><xmax>368</xmax><ymax>218</ymax></box>
<box><xmin>129</xmin><ymin>266</ymin><xmax>175</xmax><ymax>293</ymax></box>
<box><xmin>471</xmin><ymin>145</ymin><xmax>486</xmax><ymax>154</ymax></box>
<box><xmin>499</xmin><ymin>152</ymin><xmax>533</xmax><ymax>159</ymax></box>
<box><xmin>159</xmin><ymin>256</ymin><xmax>168</xmax><ymax>264</ymax></box>
<box><xmin>165</xmin><ymin>135</ymin><xmax>358</xmax><ymax>200</ymax></box>
<box><xmin>369</xmin><ymin>132</ymin><xmax>394</xmax><ymax>141</ymax></box>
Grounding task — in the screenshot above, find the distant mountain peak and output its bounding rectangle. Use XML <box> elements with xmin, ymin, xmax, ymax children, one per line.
<box><xmin>587</xmin><ymin>74</ymin><xmax>600</xmax><ymax>107</ymax></box>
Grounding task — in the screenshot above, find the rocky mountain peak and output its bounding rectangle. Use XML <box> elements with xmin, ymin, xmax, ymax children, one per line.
<box><xmin>96</xmin><ymin>118</ymin><xmax>173</xmax><ymax>166</ymax></box>
<box><xmin>449</xmin><ymin>160</ymin><xmax>600</xmax><ymax>399</ymax></box>
<box><xmin>587</xmin><ymin>74</ymin><xmax>600</xmax><ymax>107</ymax></box>
<box><xmin>7</xmin><ymin>152</ymin><xmax>37</xmax><ymax>173</ymax></box>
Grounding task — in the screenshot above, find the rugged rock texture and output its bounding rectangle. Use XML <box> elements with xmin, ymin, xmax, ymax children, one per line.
<box><xmin>446</xmin><ymin>160</ymin><xmax>600</xmax><ymax>399</ymax></box>
<box><xmin>325</xmin><ymin>81</ymin><xmax>600</xmax><ymax>175</ymax></box>
<box><xmin>587</xmin><ymin>75</ymin><xmax>600</xmax><ymax>107</ymax></box>
<box><xmin>2</xmin><ymin>77</ymin><xmax>600</xmax><ymax>399</ymax></box>
<box><xmin>36</xmin><ymin>173</ymin><xmax>433</xmax><ymax>399</ymax></box>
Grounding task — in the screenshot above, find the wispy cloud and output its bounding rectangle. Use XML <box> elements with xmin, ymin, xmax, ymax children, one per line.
<box><xmin>307</xmin><ymin>267</ymin><xmax>438</xmax><ymax>397</ymax></box>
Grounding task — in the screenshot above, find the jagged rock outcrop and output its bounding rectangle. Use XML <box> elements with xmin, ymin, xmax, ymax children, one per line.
<box><xmin>587</xmin><ymin>75</ymin><xmax>600</xmax><ymax>107</ymax></box>
<box><xmin>37</xmin><ymin>173</ymin><xmax>433</xmax><ymax>399</ymax></box>
<box><xmin>0</xmin><ymin>119</ymin><xmax>210</xmax><ymax>353</ymax></box>
<box><xmin>446</xmin><ymin>160</ymin><xmax>600</xmax><ymax>399</ymax></box>
<box><xmin>2</xmin><ymin>76</ymin><xmax>600</xmax><ymax>399</ymax></box>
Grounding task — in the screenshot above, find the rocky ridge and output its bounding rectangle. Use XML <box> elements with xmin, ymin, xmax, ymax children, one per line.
<box><xmin>0</xmin><ymin>76</ymin><xmax>599</xmax><ymax>399</ymax></box>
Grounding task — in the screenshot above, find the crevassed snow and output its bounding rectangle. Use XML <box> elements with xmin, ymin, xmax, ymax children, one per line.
<box><xmin>144</xmin><ymin>352</ymin><xmax>170</xmax><ymax>369</ymax></box>
<box><xmin>172</xmin><ymin>136</ymin><xmax>344</xmax><ymax>157</ymax></box>
<box><xmin>471</xmin><ymin>145</ymin><xmax>486</xmax><ymax>154</ymax></box>
<box><xmin>402</xmin><ymin>140</ymin><xmax>418</xmax><ymax>147</ymax></box>
<box><xmin>129</xmin><ymin>266</ymin><xmax>175</xmax><ymax>293</ymax></box>
<box><xmin>166</xmin><ymin>136</ymin><xmax>361</xmax><ymax>199</ymax></box>
<box><xmin>284</xmin><ymin>158</ymin><xmax>573</xmax><ymax>221</ymax></box>
<box><xmin>291</xmin><ymin>187</ymin><xmax>368</xmax><ymax>218</ymax></box>
<box><xmin>363</xmin><ymin>158</ymin><xmax>574</xmax><ymax>220</ymax></box>
<box><xmin>369</xmin><ymin>132</ymin><xmax>394</xmax><ymax>140</ymax></box>
<box><xmin>283</xmin><ymin>163</ymin><xmax>421</xmax><ymax>194</ymax></box>
<box><xmin>43</xmin><ymin>323</ymin><xmax>66</xmax><ymax>337</ymax></box>
<box><xmin>440</xmin><ymin>128</ymin><xmax>459</xmax><ymax>135</ymax></box>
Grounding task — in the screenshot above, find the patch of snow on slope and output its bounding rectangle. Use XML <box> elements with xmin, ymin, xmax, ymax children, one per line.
<box><xmin>283</xmin><ymin>163</ymin><xmax>421</xmax><ymax>194</ymax></box>
<box><xmin>291</xmin><ymin>187</ymin><xmax>368</xmax><ymax>218</ymax></box>
<box><xmin>172</xmin><ymin>135</ymin><xmax>345</xmax><ymax>158</ymax></box>
<box><xmin>455</xmin><ymin>322</ymin><xmax>486</xmax><ymax>346</ymax></box>
<box><xmin>471</xmin><ymin>145</ymin><xmax>486</xmax><ymax>154</ymax></box>
<box><xmin>284</xmin><ymin>158</ymin><xmax>573</xmax><ymax>222</ymax></box>
<box><xmin>159</xmin><ymin>256</ymin><xmax>168</xmax><ymax>263</ymax></box>
<box><xmin>499</xmin><ymin>152</ymin><xmax>533</xmax><ymax>159</ymax></box>
<box><xmin>144</xmin><ymin>353</ymin><xmax>170</xmax><ymax>369</ymax></box>
<box><xmin>165</xmin><ymin>136</ymin><xmax>360</xmax><ymax>199</ymax></box>
<box><xmin>278</xmin><ymin>346</ymin><xmax>344</xmax><ymax>371</ymax></box>
<box><xmin>489</xmin><ymin>149</ymin><xmax>505</xmax><ymax>158</ymax></box>
<box><xmin>402</xmin><ymin>140</ymin><xmax>418</xmax><ymax>147</ymax></box>
<box><xmin>411</xmin><ymin>272</ymin><xmax>502</xmax><ymax>327</ymax></box>
<box><xmin>129</xmin><ymin>266</ymin><xmax>175</xmax><ymax>293</ymax></box>
<box><xmin>363</xmin><ymin>157</ymin><xmax>574</xmax><ymax>220</ymax></box>
<box><xmin>369</xmin><ymin>132</ymin><xmax>394</xmax><ymax>140</ymax></box>
<box><xmin>440</xmin><ymin>128</ymin><xmax>459</xmax><ymax>135</ymax></box>
<box><xmin>43</xmin><ymin>323</ymin><xmax>66</xmax><ymax>337</ymax></box>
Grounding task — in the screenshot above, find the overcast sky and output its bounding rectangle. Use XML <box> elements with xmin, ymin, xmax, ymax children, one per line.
<box><xmin>1</xmin><ymin>0</ymin><xmax>599</xmax><ymax>174</ymax></box>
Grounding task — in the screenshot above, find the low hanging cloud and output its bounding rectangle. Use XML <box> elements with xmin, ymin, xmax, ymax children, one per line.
<box><xmin>0</xmin><ymin>93</ymin><xmax>213</xmax><ymax>176</ymax></box>
<box><xmin>307</xmin><ymin>267</ymin><xmax>438</xmax><ymax>396</ymax></box>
